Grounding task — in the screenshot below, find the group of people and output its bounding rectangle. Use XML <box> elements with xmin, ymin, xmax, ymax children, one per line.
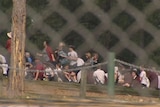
<box><xmin>0</xmin><ymin>32</ymin><xmax>160</xmax><ymax>90</ymax></box>
<box><xmin>24</xmin><ymin>40</ymin><xmax>100</xmax><ymax>83</ymax></box>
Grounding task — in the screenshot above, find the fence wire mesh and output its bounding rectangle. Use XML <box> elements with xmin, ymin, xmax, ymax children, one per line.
<box><xmin>0</xmin><ymin>0</ymin><xmax>160</xmax><ymax>106</ymax></box>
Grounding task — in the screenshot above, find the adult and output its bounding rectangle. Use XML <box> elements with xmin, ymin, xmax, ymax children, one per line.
<box><xmin>84</xmin><ymin>52</ymin><xmax>93</xmax><ymax>66</ymax></box>
<box><xmin>123</xmin><ymin>69</ymin><xmax>141</xmax><ymax>88</ymax></box>
<box><xmin>67</xmin><ymin>45</ymin><xmax>78</xmax><ymax>68</ymax></box>
<box><xmin>37</xmin><ymin>40</ymin><xmax>56</xmax><ymax>65</ymax></box>
<box><xmin>6</xmin><ymin>32</ymin><xmax>12</xmax><ymax>53</ymax></box>
<box><xmin>139</xmin><ymin>66</ymin><xmax>150</xmax><ymax>88</ymax></box>
<box><xmin>93</xmin><ymin>66</ymin><xmax>105</xmax><ymax>84</ymax></box>
<box><xmin>43</xmin><ymin>63</ymin><xmax>54</xmax><ymax>81</ymax></box>
<box><xmin>5</xmin><ymin>32</ymin><xmax>12</xmax><ymax>65</ymax></box>
<box><xmin>55</xmin><ymin>42</ymin><xmax>69</xmax><ymax>67</ymax></box>
<box><xmin>146</xmin><ymin>70</ymin><xmax>158</xmax><ymax>89</ymax></box>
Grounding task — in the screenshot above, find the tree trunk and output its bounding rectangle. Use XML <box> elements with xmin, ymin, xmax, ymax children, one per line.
<box><xmin>8</xmin><ymin>0</ymin><xmax>26</xmax><ymax>98</ymax></box>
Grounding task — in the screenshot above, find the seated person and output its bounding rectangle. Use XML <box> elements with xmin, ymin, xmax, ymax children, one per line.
<box><xmin>123</xmin><ymin>68</ymin><xmax>141</xmax><ymax>88</ymax></box>
<box><xmin>43</xmin><ymin>63</ymin><xmax>54</xmax><ymax>81</ymax></box>
<box><xmin>34</xmin><ymin>57</ymin><xmax>45</xmax><ymax>80</ymax></box>
<box><xmin>63</xmin><ymin>65</ymin><xmax>77</xmax><ymax>82</ymax></box>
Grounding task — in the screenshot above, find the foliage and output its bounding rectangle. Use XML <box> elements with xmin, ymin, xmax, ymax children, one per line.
<box><xmin>130</xmin><ymin>29</ymin><xmax>153</xmax><ymax>48</ymax></box>
<box><xmin>150</xmin><ymin>48</ymin><xmax>160</xmax><ymax>65</ymax></box>
<box><xmin>95</xmin><ymin>0</ymin><xmax>117</xmax><ymax>12</ymax></box>
<box><xmin>27</xmin><ymin>0</ymin><xmax>49</xmax><ymax>13</ymax></box>
<box><xmin>98</xmin><ymin>31</ymin><xmax>119</xmax><ymax>49</ymax></box>
<box><xmin>148</xmin><ymin>9</ymin><xmax>160</xmax><ymax>29</ymax></box>
<box><xmin>128</xmin><ymin>0</ymin><xmax>151</xmax><ymax>11</ymax></box>
<box><xmin>29</xmin><ymin>30</ymin><xmax>51</xmax><ymax>50</ymax></box>
<box><xmin>116</xmin><ymin>48</ymin><xmax>136</xmax><ymax>63</ymax></box>
<box><xmin>113</xmin><ymin>11</ymin><xmax>135</xmax><ymax>30</ymax></box>
<box><xmin>60</xmin><ymin>0</ymin><xmax>82</xmax><ymax>12</ymax></box>
<box><xmin>79</xmin><ymin>12</ymin><xmax>101</xmax><ymax>31</ymax></box>
<box><xmin>0</xmin><ymin>0</ymin><xmax>12</xmax><ymax>12</ymax></box>
<box><xmin>44</xmin><ymin>12</ymin><xmax>67</xmax><ymax>31</ymax></box>
<box><xmin>63</xmin><ymin>30</ymin><xmax>84</xmax><ymax>49</ymax></box>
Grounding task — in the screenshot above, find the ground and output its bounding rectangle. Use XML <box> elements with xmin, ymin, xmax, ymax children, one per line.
<box><xmin>0</xmin><ymin>80</ymin><xmax>160</xmax><ymax>107</ymax></box>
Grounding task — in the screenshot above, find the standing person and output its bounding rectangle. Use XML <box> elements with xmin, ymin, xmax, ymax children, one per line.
<box><xmin>6</xmin><ymin>32</ymin><xmax>12</xmax><ymax>53</ymax></box>
<box><xmin>37</xmin><ymin>40</ymin><xmax>56</xmax><ymax>65</ymax></box>
<box><xmin>5</xmin><ymin>32</ymin><xmax>12</xmax><ymax>65</ymax></box>
<box><xmin>67</xmin><ymin>45</ymin><xmax>78</xmax><ymax>68</ymax></box>
<box><xmin>55</xmin><ymin>42</ymin><xmax>69</xmax><ymax>67</ymax></box>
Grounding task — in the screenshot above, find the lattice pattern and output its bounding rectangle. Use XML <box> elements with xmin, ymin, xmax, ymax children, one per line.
<box><xmin>0</xmin><ymin>0</ymin><xmax>160</xmax><ymax>68</ymax></box>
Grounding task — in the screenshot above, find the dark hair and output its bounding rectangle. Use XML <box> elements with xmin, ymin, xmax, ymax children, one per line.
<box><xmin>69</xmin><ymin>45</ymin><xmax>75</xmax><ymax>50</ymax></box>
<box><xmin>132</xmin><ymin>68</ymin><xmax>139</xmax><ymax>76</ymax></box>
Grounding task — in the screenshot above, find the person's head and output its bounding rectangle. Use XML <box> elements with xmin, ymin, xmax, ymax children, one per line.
<box><xmin>25</xmin><ymin>52</ymin><xmax>30</xmax><ymax>57</ymax></box>
<box><xmin>92</xmin><ymin>53</ymin><xmax>99</xmax><ymax>60</ymax></box>
<box><xmin>64</xmin><ymin>65</ymin><xmax>69</xmax><ymax>70</ymax></box>
<box><xmin>56</xmin><ymin>63</ymin><xmax>61</xmax><ymax>68</ymax></box>
<box><xmin>35</xmin><ymin>57</ymin><xmax>41</xmax><ymax>63</ymax></box>
<box><xmin>43</xmin><ymin>40</ymin><xmax>49</xmax><ymax>47</ymax></box>
<box><xmin>131</xmin><ymin>68</ymin><xmax>138</xmax><ymax>78</ymax></box>
<box><xmin>85</xmin><ymin>52</ymin><xmax>92</xmax><ymax>59</ymax></box>
<box><xmin>69</xmin><ymin>45</ymin><xmax>75</xmax><ymax>51</ymax></box>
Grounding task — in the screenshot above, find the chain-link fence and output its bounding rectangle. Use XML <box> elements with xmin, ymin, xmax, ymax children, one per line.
<box><xmin>0</xmin><ymin>0</ymin><xmax>160</xmax><ymax>106</ymax></box>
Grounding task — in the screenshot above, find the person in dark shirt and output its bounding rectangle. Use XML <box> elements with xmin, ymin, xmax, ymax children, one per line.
<box><xmin>123</xmin><ymin>69</ymin><xmax>141</xmax><ymax>88</ymax></box>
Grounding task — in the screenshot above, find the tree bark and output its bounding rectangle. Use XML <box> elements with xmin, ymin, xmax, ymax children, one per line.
<box><xmin>8</xmin><ymin>0</ymin><xmax>26</xmax><ymax>98</ymax></box>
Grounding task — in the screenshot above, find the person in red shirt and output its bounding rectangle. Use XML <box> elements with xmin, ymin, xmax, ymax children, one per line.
<box><xmin>34</xmin><ymin>57</ymin><xmax>45</xmax><ymax>80</ymax></box>
<box><xmin>37</xmin><ymin>40</ymin><xmax>56</xmax><ymax>65</ymax></box>
<box><xmin>6</xmin><ymin>32</ymin><xmax>12</xmax><ymax>53</ymax></box>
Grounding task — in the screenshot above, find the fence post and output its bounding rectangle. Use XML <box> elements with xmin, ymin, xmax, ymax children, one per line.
<box><xmin>107</xmin><ymin>52</ymin><xmax>115</xmax><ymax>96</ymax></box>
<box><xmin>80</xmin><ymin>69</ymin><xmax>87</xmax><ymax>98</ymax></box>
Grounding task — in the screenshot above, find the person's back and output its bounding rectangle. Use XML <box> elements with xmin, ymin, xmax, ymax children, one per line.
<box><xmin>140</xmin><ymin>70</ymin><xmax>150</xmax><ymax>87</ymax></box>
<box><xmin>93</xmin><ymin>68</ymin><xmax>105</xmax><ymax>84</ymax></box>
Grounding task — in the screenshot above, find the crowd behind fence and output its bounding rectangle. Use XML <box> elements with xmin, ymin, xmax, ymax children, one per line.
<box><xmin>0</xmin><ymin>52</ymin><xmax>160</xmax><ymax>90</ymax></box>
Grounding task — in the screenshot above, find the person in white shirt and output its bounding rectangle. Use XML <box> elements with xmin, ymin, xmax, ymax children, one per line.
<box><xmin>67</xmin><ymin>45</ymin><xmax>78</xmax><ymax>67</ymax></box>
<box><xmin>139</xmin><ymin>66</ymin><xmax>150</xmax><ymax>88</ymax></box>
<box><xmin>93</xmin><ymin>66</ymin><xmax>105</xmax><ymax>84</ymax></box>
<box><xmin>0</xmin><ymin>54</ymin><xmax>8</xmax><ymax>76</ymax></box>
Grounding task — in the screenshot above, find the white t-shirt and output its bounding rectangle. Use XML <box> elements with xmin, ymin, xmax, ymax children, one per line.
<box><xmin>68</xmin><ymin>50</ymin><xmax>78</xmax><ymax>66</ymax></box>
<box><xmin>0</xmin><ymin>54</ymin><xmax>8</xmax><ymax>75</ymax></box>
<box><xmin>76</xmin><ymin>58</ymin><xmax>84</xmax><ymax>67</ymax></box>
<box><xmin>93</xmin><ymin>69</ymin><xmax>105</xmax><ymax>84</ymax></box>
<box><xmin>45</xmin><ymin>67</ymin><xmax>53</xmax><ymax>76</ymax></box>
<box><xmin>140</xmin><ymin>70</ymin><xmax>150</xmax><ymax>87</ymax></box>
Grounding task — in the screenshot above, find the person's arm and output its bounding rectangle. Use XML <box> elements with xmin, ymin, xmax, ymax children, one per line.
<box><xmin>51</xmin><ymin>53</ymin><xmax>56</xmax><ymax>61</ymax></box>
<box><xmin>67</xmin><ymin>53</ymin><xmax>78</xmax><ymax>61</ymax></box>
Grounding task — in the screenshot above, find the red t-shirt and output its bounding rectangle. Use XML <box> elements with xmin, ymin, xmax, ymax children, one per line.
<box><xmin>35</xmin><ymin>62</ymin><xmax>44</xmax><ymax>79</ymax></box>
<box><xmin>6</xmin><ymin>39</ymin><xmax>11</xmax><ymax>53</ymax></box>
<box><xmin>45</xmin><ymin>45</ymin><xmax>54</xmax><ymax>62</ymax></box>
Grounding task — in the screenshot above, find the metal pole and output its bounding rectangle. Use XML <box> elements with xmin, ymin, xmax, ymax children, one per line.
<box><xmin>80</xmin><ymin>69</ymin><xmax>87</xmax><ymax>98</ymax></box>
<box><xmin>107</xmin><ymin>52</ymin><xmax>115</xmax><ymax>96</ymax></box>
